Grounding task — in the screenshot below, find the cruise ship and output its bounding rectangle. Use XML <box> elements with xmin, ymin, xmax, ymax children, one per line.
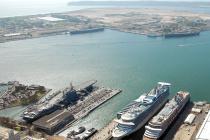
<box><xmin>112</xmin><ymin>82</ymin><xmax>171</xmax><ymax>139</ymax></box>
<box><xmin>144</xmin><ymin>91</ymin><xmax>190</xmax><ymax>139</ymax></box>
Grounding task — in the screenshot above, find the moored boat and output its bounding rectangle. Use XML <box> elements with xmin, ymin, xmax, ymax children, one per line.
<box><xmin>144</xmin><ymin>91</ymin><xmax>190</xmax><ymax>139</ymax></box>
<box><xmin>112</xmin><ymin>82</ymin><xmax>171</xmax><ymax>139</ymax></box>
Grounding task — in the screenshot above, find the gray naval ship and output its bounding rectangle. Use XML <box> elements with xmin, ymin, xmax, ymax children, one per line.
<box><xmin>112</xmin><ymin>82</ymin><xmax>171</xmax><ymax>139</ymax></box>
<box><xmin>22</xmin><ymin>80</ymin><xmax>97</xmax><ymax>122</ymax></box>
<box><xmin>144</xmin><ymin>91</ymin><xmax>190</xmax><ymax>139</ymax></box>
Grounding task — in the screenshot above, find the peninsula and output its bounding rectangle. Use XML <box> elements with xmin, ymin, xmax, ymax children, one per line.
<box><xmin>1</xmin><ymin>8</ymin><xmax>210</xmax><ymax>42</ymax></box>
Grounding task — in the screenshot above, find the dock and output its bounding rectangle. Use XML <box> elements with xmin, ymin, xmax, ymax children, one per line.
<box><xmin>143</xmin><ymin>101</ymin><xmax>210</xmax><ymax>140</ymax></box>
<box><xmin>90</xmin><ymin>120</ymin><xmax>117</xmax><ymax>140</ymax></box>
<box><xmin>73</xmin><ymin>88</ymin><xmax>122</xmax><ymax>120</ymax></box>
<box><xmin>168</xmin><ymin>102</ymin><xmax>210</xmax><ymax>140</ymax></box>
<box><xmin>58</xmin><ymin>88</ymin><xmax>122</xmax><ymax>137</ymax></box>
<box><xmin>88</xmin><ymin>101</ymin><xmax>210</xmax><ymax>140</ymax></box>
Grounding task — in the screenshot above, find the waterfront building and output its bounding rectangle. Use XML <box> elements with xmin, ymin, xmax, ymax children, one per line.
<box><xmin>33</xmin><ymin>109</ymin><xmax>74</xmax><ymax>135</ymax></box>
<box><xmin>196</xmin><ymin>110</ymin><xmax>210</xmax><ymax>140</ymax></box>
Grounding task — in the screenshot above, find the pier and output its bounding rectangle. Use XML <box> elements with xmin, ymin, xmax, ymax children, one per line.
<box><xmin>58</xmin><ymin>88</ymin><xmax>122</xmax><ymax>137</ymax></box>
<box><xmin>16</xmin><ymin>80</ymin><xmax>122</xmax><ymax>136</ymax></box>
<box><xmin>167</xmin><ymin>101</ymin><xmax>210</xmax><ymax>140</ymax></box>
<box><xmin>87</xmin><ymin>101</ymin><xmax>210</xmax><ymax>140</ymax></box>
<box><xmin>90</xmin><ymin>121</ymin><xmax>117</xmax><ymax>140</ymax></box>
<box><xmin>73</xmin><ymin>88</ymin><xmax>122</xmax><ymax>120</ymax></box>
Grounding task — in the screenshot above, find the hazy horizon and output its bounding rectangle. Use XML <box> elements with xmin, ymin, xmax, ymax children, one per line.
<box><xmin>1</xmin><ymin>0</ymin><xmax>209</xmax><ymax>8</ymax></box>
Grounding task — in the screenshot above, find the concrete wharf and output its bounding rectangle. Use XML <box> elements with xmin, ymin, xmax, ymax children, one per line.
<box><xmin>90</xmin><ymin>120</ymin><xmax>117</xmax><ymax>140</ymax></box>
<box><xmin>168</xmin><ymin>102</ymin><xmax>210</xmax><ymax>140</ymax></box>
<box><xmin>89</xmin><ymin>101</ymin><xmax>210</xmax><ymax>140</ymax></box>
<box><xmin>58</xmin><ymin>88</ymin><xmax>122</xmax><ymax>137</ymax></box>
<box><xmin>73</xmin><ymin>88</ymin><xmax>122</xmax><ymax>120</ymax></box>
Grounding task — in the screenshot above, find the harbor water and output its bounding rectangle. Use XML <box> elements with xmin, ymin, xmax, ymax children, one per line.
<box><xmin>0</xmin><ymin>29</ymin><xmax>210</xmax><ymax>129</ymax></box>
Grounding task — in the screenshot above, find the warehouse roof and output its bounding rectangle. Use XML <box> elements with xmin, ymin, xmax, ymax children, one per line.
<box><xmin>33</xmin><ymin>109</ymin><xmax>74</xmax><ymax>129</ymax></box>
<box><xmin>184</xmin><ymin>113</ymin><xmax>196</xmax><ymax>125</ymax></box>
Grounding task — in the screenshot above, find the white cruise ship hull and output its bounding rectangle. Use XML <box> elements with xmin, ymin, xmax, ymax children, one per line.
<box><xmin>144</xmin><ymin>93</ymin><xmax>190</xmax><ymax>139</ymax></box>
<box><xmin>113</xmin><ymin>94</ymin><xmax>169</xmax><ymax>139</ymax></box>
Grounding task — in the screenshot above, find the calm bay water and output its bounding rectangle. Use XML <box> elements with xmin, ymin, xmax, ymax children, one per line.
<box><xmin>0</xmin><ymin>29</ymin><xmax>210</xmax><ymax>129</ymax></box>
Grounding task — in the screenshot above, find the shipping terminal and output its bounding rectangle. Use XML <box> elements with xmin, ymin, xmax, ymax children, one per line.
<box><xmin>0</xmin><ymin>81</ymin><xmax>210</xmax><ymax>140</ymax></box>
<box><xmin>89</xmin><ymin>83</ymin><xmax>210</xmax><ymax>140</ymax></box>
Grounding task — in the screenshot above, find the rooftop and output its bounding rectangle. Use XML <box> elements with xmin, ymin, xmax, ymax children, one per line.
<box><xmin>37</xmin><ymin>16</ymin><xmax>65</xmax><ymax>22</ymax></box>
<box><xmin>196</xmin><ymin>110</ymin><xmax>210</xmax><ymax>140</ymax></box>
<box><xmin>33</xmin><ymin>109</ymin><xmax>74</xmax><ymax>130</ymax></box>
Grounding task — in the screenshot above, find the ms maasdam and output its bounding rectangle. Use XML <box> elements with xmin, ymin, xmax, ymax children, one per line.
<box><xmin>144</xmin><ymin>91</ymin><xmax>190</xmax><ymax>139</ymax></box>
<box><xmin>112</xmin><ymin>82</ymin><xmax>171</xmax><ymax>139</ymax></box>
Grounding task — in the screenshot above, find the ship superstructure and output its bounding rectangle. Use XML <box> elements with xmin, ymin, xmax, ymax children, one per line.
<box><xmin>144</xmin><ymin>91</ymin><xmax>190</xmax><ymax>139</ymax></box>
<box><xmin>112</xmin><ymin>82</ymin><xmax>171</xmax><ymax>138</ymax></box>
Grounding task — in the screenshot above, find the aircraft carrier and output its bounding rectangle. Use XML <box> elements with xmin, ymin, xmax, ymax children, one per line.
<box><xmin>112</xmin><ymin>82</ymin><xmax>171</xmax><ymax>139</ymax></box>
<box><xmin>144</xmin><ymin>91</ymin><xmax>190</xmax><ymax>139</ymax></box>
<box><xmin>70</xmin><ymin>28</ymin><xmax>104</xmax><ymax>35</ymax></box>
<box><xmin>164</xmin><ymin>31</ymin><xmax>200</xmax><ymax>38</ymax></box>
<box><xmin>22</xmin><ymin>80</ymin><xmax>97</xmax><ymax>122</ymax></box>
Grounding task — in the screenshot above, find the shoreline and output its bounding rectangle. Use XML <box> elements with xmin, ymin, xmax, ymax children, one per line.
<box><xmin>0</xmin><ymin>27</ymin><xmax>208</xmax><ymax>44</ymax></box>
<box><xmin>1</xmin><ymin>8</ymin><xmax>210</xmax><ymax>43</ymax></box>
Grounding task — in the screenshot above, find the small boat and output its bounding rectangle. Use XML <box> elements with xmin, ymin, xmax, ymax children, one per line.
<box><xmin>176</xmin><ymin>44</ymin><xmax>185</xmax><ymax>47</ymax></box>
<box><xmin>83</xmin><ymin>128</ymin><xmax>98</xmax><ymax>139</ymax></box>
<box><xmin>67</xmin><ymin>126</ymin><xmax>86</xmax><ymax>137</ymax></box>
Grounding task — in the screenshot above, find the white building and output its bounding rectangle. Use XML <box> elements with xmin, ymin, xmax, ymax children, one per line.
<box><xmin>196</xmin><ymin>110</ymin><xmax>210</xmax><ymax>140</ymax></box>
